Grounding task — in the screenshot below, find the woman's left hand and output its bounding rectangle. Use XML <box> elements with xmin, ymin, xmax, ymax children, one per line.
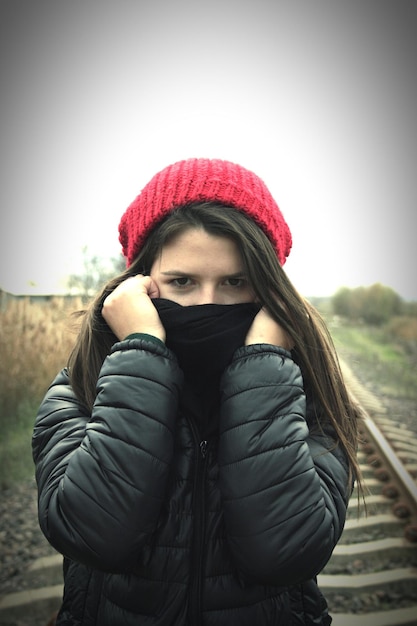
<box><xmin>245</xmin><ymin>307</ymin><xmax>294</xmax><ymax>350</ymax></box>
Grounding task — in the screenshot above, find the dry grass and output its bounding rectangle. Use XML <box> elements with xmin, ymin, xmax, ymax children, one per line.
<box><xmin>0</xmin><ymin>297</ymin><xmax>84</xmax><ymax>488</ymax></box>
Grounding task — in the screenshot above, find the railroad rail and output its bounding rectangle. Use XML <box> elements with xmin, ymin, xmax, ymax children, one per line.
<box><xmin>0</xmin><ymin>359</ymin><xmax>416</xmax><ymax>625</ymax></box>
<box><xmin>318</xmin><ymin>359</ymin><xmax>417</xmax><ymax>626</ymax></box>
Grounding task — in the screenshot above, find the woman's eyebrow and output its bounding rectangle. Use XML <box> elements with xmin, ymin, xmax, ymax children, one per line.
<box><xmin>160</xmin><ymin>270</ymin><xmax>190</xmax><ymax>276</ymax></box>
<box><xmin>223</xmin><ymin>272</ymin><xmax>247</xmax><ymax>279</ymax></box>
<box><xmin>159</xmin><ymin>270</ymin><xmax>247</xmax><ymax>278</ymax></box>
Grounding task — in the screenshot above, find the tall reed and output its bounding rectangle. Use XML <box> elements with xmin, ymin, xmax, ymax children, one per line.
<box><xmin>0</xmin><ymin>296</ymin><xmax>83</xmax><ymax>488</ymax></box>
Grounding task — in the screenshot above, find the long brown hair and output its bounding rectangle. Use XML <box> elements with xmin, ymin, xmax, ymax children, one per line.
<box><xmin>68</xmin><ymin>202</ymin><xmax>363</xmax><ymax>490</ymax></box>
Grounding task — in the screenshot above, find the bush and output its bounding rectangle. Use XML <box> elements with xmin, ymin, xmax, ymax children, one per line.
<box><xmin>385</xmin><ymin>316</ymin><xmax>417</xmax><ymax>358</ymax></box>
<box><xmin>332</xmin><ymin>283</ymin><xmax>402</xmax><ymax>325</ymax></box>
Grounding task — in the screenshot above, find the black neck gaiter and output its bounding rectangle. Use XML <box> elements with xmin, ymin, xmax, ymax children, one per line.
<box><xmin>152</xmin><ymin>298</ymin><xmax>261</xmax><ymax>386</ymax></box>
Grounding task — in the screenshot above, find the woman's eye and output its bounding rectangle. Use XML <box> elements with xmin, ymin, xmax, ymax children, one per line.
<box><xmin>172</xmin><ymin>277</ymin><xmax>191</xmax><ymax>287</ymax></box>
<box><xmin>226</xmin><ymin>278</ymin><xmax>245</xmax><ymax>287</ymax></box>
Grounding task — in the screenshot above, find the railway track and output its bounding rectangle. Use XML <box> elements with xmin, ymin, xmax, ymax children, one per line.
<box><xmin>0</xmin><ymin>359</ymin><xmax>416</xmax><ymax>626</ymax></box>
<box><xmin>318</xmin><ymin>359</ymin><xmax>417</xmax><ymax>626</ymax></box>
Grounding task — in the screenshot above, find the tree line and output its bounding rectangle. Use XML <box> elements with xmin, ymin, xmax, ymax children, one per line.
<box><xmin>331</xmin><ymin>283</ymin><xmax>417</xmax><ymax>325</ymax></box>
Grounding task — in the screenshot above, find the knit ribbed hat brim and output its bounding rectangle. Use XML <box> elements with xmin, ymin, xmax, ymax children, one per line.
<box><xmin>119</xmin><ymin>158</ymin><xmax>292</xmax><ymax>266</ymax></box>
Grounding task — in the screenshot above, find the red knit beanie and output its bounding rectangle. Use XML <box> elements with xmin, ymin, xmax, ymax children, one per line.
<box><xmin>119</xmin><ymin>158</ymin><xmax>292</xmax><ymax>266</ymax></box>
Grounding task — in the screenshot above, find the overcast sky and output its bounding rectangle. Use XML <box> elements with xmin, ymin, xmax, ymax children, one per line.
<box><xmin>1</xmin><ymin>0</ymin><xmax>416</xmax><ymax>299</ymax></box>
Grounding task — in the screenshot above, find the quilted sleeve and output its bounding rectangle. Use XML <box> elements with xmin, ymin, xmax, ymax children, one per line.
<box><xmin>218</xmin><ymin>344</ymin><xmax>351</xmax><ymax>585</ymax></box>
<box><xmin>32</xmin><ymin>337</ymin><xmax>183</xmax><ymax>571</ymax></box>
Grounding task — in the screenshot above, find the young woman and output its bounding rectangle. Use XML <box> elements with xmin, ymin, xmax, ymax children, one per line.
<box><xmin>33</xmin><ymin>158</ymin><xmax>362</xmax><ymax>625</ymax></box>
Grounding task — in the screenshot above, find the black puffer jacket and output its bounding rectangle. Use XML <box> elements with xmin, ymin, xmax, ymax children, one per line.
<box><xmin>33</xmin><ymin>337</ymin><xmax>351</xmax><ymax>625</ymax></box>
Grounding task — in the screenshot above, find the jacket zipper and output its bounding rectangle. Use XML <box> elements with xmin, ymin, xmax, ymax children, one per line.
<box><xmin>199</xmin><ymin>440</ymin><xmax>208</xmax><ymax>458</ymax></box>
<box><xmin>189</xmin><ymin>424</ymin><xmax>209</xmax><ymax>625</ymax></box>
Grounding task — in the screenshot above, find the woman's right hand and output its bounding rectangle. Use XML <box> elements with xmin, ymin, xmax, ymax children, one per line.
<box><xmin>102</xmin><ymin>275</ymin><xmax>166</xmax><ymax>342</ymax></box>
